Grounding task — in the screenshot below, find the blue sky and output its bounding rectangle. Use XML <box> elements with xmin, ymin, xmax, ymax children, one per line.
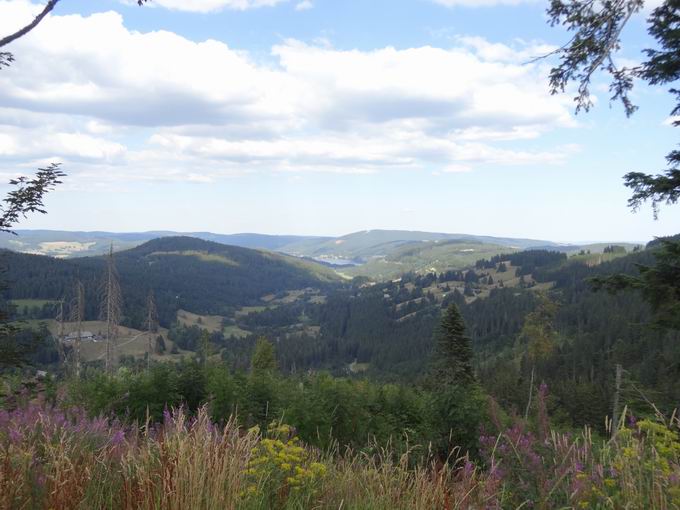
<box><xmin>0</xmin><ymin>0</ymin><xmax>678</xmax><ymax>243</ymax></box>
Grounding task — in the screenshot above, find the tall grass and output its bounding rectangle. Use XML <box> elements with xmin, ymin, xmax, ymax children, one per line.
<box><xmin>1</xmin><ymin>398</ymin><xmax>678</xmax><ymax>509</ymax></box>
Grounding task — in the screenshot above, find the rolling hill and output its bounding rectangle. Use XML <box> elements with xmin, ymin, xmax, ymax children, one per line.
<box><xmin>0</xmin><ymin>229</ymin><xmax>644</xmax><ymax>281</ymax></box>
<box><xmin>0</xmin><ymin>236</ymin><xmax>341</xmax><ymax>328</ymax></box>
<box><xmin>0</xmin><ymin>230</ymin><xmax>324</xmax><ymax>258</ymax></box>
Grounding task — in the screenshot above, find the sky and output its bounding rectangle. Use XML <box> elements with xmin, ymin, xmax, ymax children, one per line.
<box><xmin>0</xmin><ymin>0</ymin><xmax>678</xmax><ymax>243</ymax></box>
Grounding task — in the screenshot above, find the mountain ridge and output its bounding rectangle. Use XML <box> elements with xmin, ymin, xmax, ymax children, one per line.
<box><xmin>1</xmin><ymin>228</ymin><xmax>639</xmax><ymax>258</ymax></box>
<box><xmin>0</xmin><ymin>236</ymin><xmax>341</xmax><ymax>327</ymax></box>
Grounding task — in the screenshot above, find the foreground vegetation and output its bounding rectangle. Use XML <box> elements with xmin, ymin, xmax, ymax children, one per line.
<box><xmin>1</xmin><ymin>391</ymin><xmax>678</xmax><ymax>509</ymax></box>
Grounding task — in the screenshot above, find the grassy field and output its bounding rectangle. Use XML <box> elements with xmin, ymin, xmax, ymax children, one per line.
<box><xmin>223</xmin><ymin>325</ymin><xmax>251</xmax><ymax>338</ymax></box>
<box><xmin>340</xmin><ymin>240</ymin><xmax>517</xmax><ymax>280</ymax></box>
<box><xmin>149</xmin><ymin>250</ymin><xmax>239</xmax><ymax>266</ymax></box>
<box><xmin>234</xmin><ymin>306</ymin><xmax>268</xmax><ymax>317</ymax></box>
<box><xmin>38</xmin><ymin>320</ymin><xmax>182</xmax><ymax>362</ymax></box>
<box><xmin>11</xmin><ymin>299</ymin><xmax>57</xmax><ymax>309</ymax></box>
<box><xmin>568</xmin><ymin>250</ymin><xmax>632</xmax><ymax>266</ymax></box>
<box><xmin>177</xmin><ymin>309</ymin><xmax>225</xmax><ymax>332</ymax></box>
<box><xmin>177</xmin><ymin>309</ymin><xmax>251</xmax><ymax>338</ymax></box>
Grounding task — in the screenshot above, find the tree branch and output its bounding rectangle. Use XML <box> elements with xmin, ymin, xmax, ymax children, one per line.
<box><xmin>0</xmin><ymin>0</ymin><xmax>61</xmax><ymax>49</ymax></box>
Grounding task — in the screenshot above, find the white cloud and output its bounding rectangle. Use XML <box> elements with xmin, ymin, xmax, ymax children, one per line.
<box><xmin>120</xmin><ymin>0</ymin><xmax>288</xmax><ymax>13</ymax></box>
<box><xmin>663</xmin><ymin>115</ymin><xmax>680</xmax><ymax>126</ymax></box>
<box><xmin>431</xmin><ymin>0</ymin><xmax>540</xmax><ymax>7</ymax></box>
<box><xmin>0</xmin><ymin>1</ymin><xmax>576</xmax><ymax>186</ymax></box>
<box><xmin>295</xmin><ymin>0</ymin><xmax>313</xmax><ymax>11</ymax></box>
<box><xmin>433</xmin><ymin>0</ymin><xmax>660</xmax><ymax>12</ymax></box>
<box><xmin>644</xmin><ymin>0</ymin><xmax>665</xmax><ymax>10</ymax></box>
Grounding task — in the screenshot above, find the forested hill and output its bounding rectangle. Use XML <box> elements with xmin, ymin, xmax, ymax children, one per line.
<box><xmin>0</xmin><ymin>236</ymin><xmax>341</xmax><ymax>327</ymax></box>
<box><xmin>5</xmin><ymin>236</ymin><xmax>678</xmax><ymax>429</ymax></box>
<box><xmin>200</xmin><ymin>243</ymin><xmax>677</xmax><ymax>429</ymax></box>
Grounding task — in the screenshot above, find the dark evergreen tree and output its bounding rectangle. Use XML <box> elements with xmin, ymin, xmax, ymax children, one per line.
<box><xmin>592</xmin><ymin>238</ymin><xmax>680</xmax><ymax>330</ymax></box>
<box><xmin>431</xmin><ymin>304</ymin><xmax>474</xmax><ymax>386</ymax></box>
<box><xmin>154</xmin><ymin>335</ymin><xmax>166</xmax><ymax>354</ymax></box>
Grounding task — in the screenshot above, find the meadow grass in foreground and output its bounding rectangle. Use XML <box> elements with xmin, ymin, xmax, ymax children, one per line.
<box><xmin>0</xmin><ymin>397</ymin><xmax>679</xmax><ymax>509</ymax></box>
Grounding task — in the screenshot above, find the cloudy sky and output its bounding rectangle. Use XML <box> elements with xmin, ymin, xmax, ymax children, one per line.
<box><xmin>0</xmin><ymin>0</ymin><xmax>677</xmax><ymax>242</ymax></box>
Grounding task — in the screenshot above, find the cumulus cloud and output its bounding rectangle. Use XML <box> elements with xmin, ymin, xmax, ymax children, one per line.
<box><xmin>433</xmin><ymin>0</ymin><xmax>659</xmax><ymax>12</ymax></box>
<box><xmin>120</xmin><ymin>0</ymin><xmax>288</xmax><ymax>13</ymax></box>
<box><xmin>644</xmin><ymin>0</ymin><xmax>665</xmax><ymax>9</ymax></box>
<box><xmin>0</xmin><ymin>1</ymin><xmax>576</xmax><ymax>186</ymax></box>
<box><xmin>431</xmin><ymin>0</ymin><xmax>541</xmax><ymax>7</ymax></box>
<box><xmin>295</xmin><ymin>0</ymin><xmax>313</xmax><ymax>11</ymax></box>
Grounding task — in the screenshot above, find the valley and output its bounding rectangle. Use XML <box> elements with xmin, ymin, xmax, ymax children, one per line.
<box><xmin>2</xmin><ymin>233</ymin><xmax>664</xmax><ymax>427</ymax></box>
<box><xmin>2</xmin><ymin>0</ymin><xmax>680</xmax><ymax>506</ymax></box>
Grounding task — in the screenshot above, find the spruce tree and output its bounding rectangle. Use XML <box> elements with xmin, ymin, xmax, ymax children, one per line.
<box><xmin>251</xmin><ymin>337</ymin><xmax>278</xmax><ymax>374</ymax></box>
<box><xmin>432</xmin><ymin>304</ymin><xmax>474</xmax><ymax>386</ymax></box>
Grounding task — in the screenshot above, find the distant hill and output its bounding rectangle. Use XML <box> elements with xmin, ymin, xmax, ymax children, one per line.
<box><xmin>0</xmin><ymin>229</ymin><xmax>646</xmax><ymax>280</ymax></box>
<box><xmin>280</xmin><ymin>229</ymin><xmax>560</xmax><ymax>260</ymax></box>
<box><xmin>0</xmin><ymin>230</ymin><xmax>324</xmax><ymax>258</ymax></box>
<box><xmin>0</xmin><ymin>236</ymin><xmax>340</xmax><ymax>327</ymax></box>
<box><xmin>0</xmin><ymin>227</ymin><xmax>561</xmax><ymax>256</ymax></box>
<box><xmin>0</xmin><ymin>229</ymin><xmax>567</xmax><ymax>260</ymax></box>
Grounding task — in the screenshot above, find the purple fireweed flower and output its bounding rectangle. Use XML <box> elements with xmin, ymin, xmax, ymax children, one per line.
<box><xmin>8</xmin><ymin>428</ymin><xmax>22</xmax><ymax>442</ymax></box>
<box><xmin>463</xmin><ymin>460</ymin><xmax>475</xmax><ymax>478</ymax></box>
<box><xmin>110</xmin><ymin>429</ymin><xmax>125</xmax><ymax>446</ymax></box>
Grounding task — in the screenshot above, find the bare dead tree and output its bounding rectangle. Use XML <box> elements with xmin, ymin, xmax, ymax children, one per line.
<box><xmin>69</xmin><ymin>281</ymin><xmax>85</xmax><ymax>377</ymax></box>
<box><xmin>145</xmin><ymin>290</ymin><xmax>158</xmax><ymax>370</ymax></box>
<box><xmin>100</xmin><ymin>244</ymin><xmax>122</xmax><ymax>375</ymax></box>
<box><xmin>54</xmin><ymin>297</ymin><xmax>66</xmax><ymax>365</ymax></box>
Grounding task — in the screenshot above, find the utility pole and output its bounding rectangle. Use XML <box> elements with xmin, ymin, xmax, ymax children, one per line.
<box><xmin>145</xmin><ymin>290</ymin><xmax>158</xmax><ymax>371</ymax></box>
<box><xmin>101</xmin><ymin>244</ymin><xmax>122</xmax><ymax>375</ymax></box>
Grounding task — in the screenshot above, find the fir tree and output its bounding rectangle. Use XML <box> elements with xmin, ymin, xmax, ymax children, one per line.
<box><xmin>251</xmin><ymin>337</ymin><xmax>278</xmax><ymax>374</ymax></box>
<box><xmin>431</xmin><ymin>304</ymin><xmax>475</xmax><ymax>386</ymax></box>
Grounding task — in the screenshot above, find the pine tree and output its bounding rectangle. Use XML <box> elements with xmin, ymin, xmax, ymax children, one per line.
<box><xmin>251</xmin><ymin>337</ymin><xmax>278</xmax><ymax>374</ymax></box>
<box><xmin>431</xmin><ymin>304</ymin><xmax>474</xmax><ymax>386</ymax></box>
<box><xmin>154</xmin><ymin>335</ymin><xmax>166</xmax><ymax>355</ymax></box>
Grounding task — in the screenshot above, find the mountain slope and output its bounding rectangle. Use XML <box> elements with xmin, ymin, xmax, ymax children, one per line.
<box><xmin>0</xmin><ymin>230</ymin><xmax>325</xmax><ymax>258</ymax></box>
<box><xmin>1</xmin><ymin>236</ymin><xmax>340</xmax><ymax>327</ymax></box>
<box><xmin>280</xmin><ymin>229</ymin><xmax>560</xmax><ymax>261</ymax></box>
<box><xmin>1</xmin><ymin>229</ymin><xmax>645</xmax><ymax>281</ymax></box>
